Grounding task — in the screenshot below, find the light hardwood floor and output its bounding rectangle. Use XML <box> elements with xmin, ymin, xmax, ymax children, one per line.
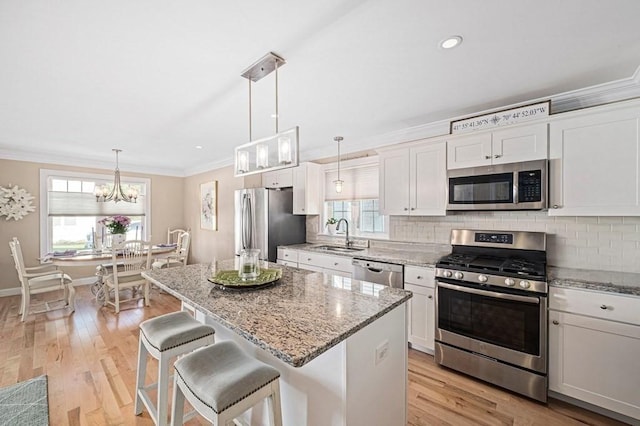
<box><xmin>0</xmin><ymin>285</ymin><xmax>628</xmax><ymax>425</ymax></box>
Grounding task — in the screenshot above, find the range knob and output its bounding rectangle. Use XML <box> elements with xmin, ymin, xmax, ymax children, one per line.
<box><xmin>519</xmin><ymin>280</ymin><xmax>531</xmax><ymax>289</ymax></box>
<box><xmin>443</xmin><ymin>270</ymin><xmax>452</xmax><ymax>278</ymax></box>
<box><xmin>478</xmin><ymin>274</ymin><xmax>488</xmax><ymax>283</ymax></box>
<box><xmin>454</xmin><ymin>271</ymin><xmax>464</xmax><ymax>280</ymax></box>
<box><xmin>504</xmin><ymin>278</ymin><xmax>516</xmax><ymax>287</ymax></box>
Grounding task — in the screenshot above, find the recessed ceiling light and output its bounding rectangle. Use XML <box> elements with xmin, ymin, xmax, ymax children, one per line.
<box><xmin>195</xmin><ymin>145</ymin><xmax>203</xmax><ymax>149</ymax></box>
<box><xmin>440</xmin><ymin>35</ymin><xmax>463</xmax><ymax>49</ymax></box>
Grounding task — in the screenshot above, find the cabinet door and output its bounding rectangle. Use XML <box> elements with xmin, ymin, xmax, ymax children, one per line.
<box><xmin>447</xmin><ymin>132</ymin><xmax>492</xmax><ymax>169</ymax></box>
<box><xmin>549</xmin><ymin>105</ymin><xmax>640</xmax><ymax>215</ymax></box>
<box><xmin>293</xmin><ymin>163</ymin><xmax>321</xmax><ymax>215</ymax></box>
<box><xmin>549</xmin><ymin>310</ymin><xmax>640</xmax><ymax>419</ymax></box>
<box><xmin>492</xmin><ymin>123</ymin><xmax>548</xmax><ymax>164</ymax></box>
<box><xmin>262</xmin><ymin>168</ymin><xmax>294</xmax><ymax>188</ymax></box>
<box><xmin>405</xmin><ymin>283</ymin><xmax>435</xmax><ymax>353</ymax></box>
<box><xmin>410</xmin><ymin>142</ymin><xmax>447</xmax><ymax>216</ymax></box>
<box><xmin>379</xmin><ymin>149</ymin><xmax>410</xmax><ymax>215</ymax></box>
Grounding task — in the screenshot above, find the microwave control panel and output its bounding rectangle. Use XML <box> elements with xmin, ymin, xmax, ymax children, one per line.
<box><xmin>518</xmin><ymin>170</ymin><xmax>542</xmax><ymax>202</ymax></box>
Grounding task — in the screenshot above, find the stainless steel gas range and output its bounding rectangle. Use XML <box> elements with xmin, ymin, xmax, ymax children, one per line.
<box><xmin>435</xmin><ymin>229</ymin><xmax>548</xmax><ymax>402</ymax></box>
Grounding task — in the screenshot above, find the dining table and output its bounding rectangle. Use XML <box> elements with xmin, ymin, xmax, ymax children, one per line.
<box><xmin>44</xmin><ymin>246</ymin><xmax>175</xmax><ymax>300</ymax></box>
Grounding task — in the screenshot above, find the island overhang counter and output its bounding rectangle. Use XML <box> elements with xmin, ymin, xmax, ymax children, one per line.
<box><xmin>142</xmin><ymin>262</ymin><xmax>412</xmax><ymax>426</ymax></box>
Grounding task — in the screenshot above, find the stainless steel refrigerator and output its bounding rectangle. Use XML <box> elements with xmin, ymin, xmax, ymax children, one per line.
<box><xmin>234</xmin><ymin>187</ymin><xmax>306</xmax><ymax>262</ymax></box>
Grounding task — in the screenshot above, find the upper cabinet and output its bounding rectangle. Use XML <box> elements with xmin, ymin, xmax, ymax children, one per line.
<box><xmin>447</xmin><ymin>123</ymin><xmax>548</xmax><ymax>169</ymax></box>
<box><xmin>549</xmin><ymin>101</ymin><xmax>640</xmax><ymax>216</ymax></box>
<box><xmin>292</xmin><ymin>162</ymin><xmax>321</xmax><ymax>215</ymax></box>
<box><xmin>262</xmin><ymin>168</ymin><xmax>294</xmax><ymax>189</ymax></box>
<box><xmin>379</xmin><ymin>140</ymin><xmax>447</xmax><ymax>216</ymax></box>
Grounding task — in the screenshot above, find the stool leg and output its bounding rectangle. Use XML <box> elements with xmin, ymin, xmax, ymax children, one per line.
<box><xmin>170</xmin><ymin>376</ymin><xmax>185</xmax><ymax>426</ymax></box>
<box><xmin>269</xmin><ymin>380</ymin><xmax>283</xmax><ymax>426</ymax></box>
<box><xmin>134</xmin><ymin>337</ymin><xmax>148</xmax><ymax>415</ymax></box>
<box><xmin>157</xmin><ymin>353</ymin><xmax>171</xmax><ymax>426</ymax></box>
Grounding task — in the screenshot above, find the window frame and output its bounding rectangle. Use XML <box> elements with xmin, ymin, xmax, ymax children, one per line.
<box><xmin>39</xmin><ymin>168</ymin><xmax>151</xmax><ymax>256</ymax></box>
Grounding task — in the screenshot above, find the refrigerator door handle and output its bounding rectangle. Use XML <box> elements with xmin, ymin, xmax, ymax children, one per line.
<box><xmin>242</xmin><ymin>194</ymin><xmax>253</xmax><ymax>249</ymax></box>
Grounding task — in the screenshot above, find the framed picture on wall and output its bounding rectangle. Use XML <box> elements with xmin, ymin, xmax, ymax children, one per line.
<box><xmin>200</xmin><ymin>181</ymin><xmax>217</xmax><ymax>231</ymax></box>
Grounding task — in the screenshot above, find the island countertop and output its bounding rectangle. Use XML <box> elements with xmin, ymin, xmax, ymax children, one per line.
<box><xmin>142</xmin><ymin>261</ymin><xmax>412</xmax><ymax>367</ymax></box>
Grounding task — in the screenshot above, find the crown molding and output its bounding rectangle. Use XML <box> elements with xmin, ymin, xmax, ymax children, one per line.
<box><xmin>182</xmin><ymin>157</ymin><xmax>234</xmax><ymax>177</ymax></box>
<box><xmin>0</xmin><ymin>148</ymin><xmax>185</xmax><ymax>177</ymax></box>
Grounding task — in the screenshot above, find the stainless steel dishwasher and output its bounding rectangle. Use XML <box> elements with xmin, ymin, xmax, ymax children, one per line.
<box><xmin>352</xmin><ymin>258</ymin><xmax>404</xmax><ymax>288</ymax></box>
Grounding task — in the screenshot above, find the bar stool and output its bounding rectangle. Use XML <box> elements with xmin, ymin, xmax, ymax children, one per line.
<box><xmin>135</xmin><ymin>311</ymin><xmax>216</xmax><ymax>426</ymax></box>
<box><xmin>171</xmin><ymin>340</ymin><xmax>283</xmax><ymax>426</ymax></box>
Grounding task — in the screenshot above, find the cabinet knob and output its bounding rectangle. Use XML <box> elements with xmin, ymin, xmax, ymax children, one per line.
<box><xmin>553</xmin><ymin>205</ymin><xmax>561</xmax><ymax>209</ymax></box>
<box><xmin>404</xmin><ymin>207</ymin><xmax>408</xmax><ymax>211</ymax></box>
<box><xmin>428</xmin><ymin>295</ymin><xmax>433</xmax><ymax>299</ymax></box>
<box><xmin>307</xmin><ymin>258</ymin><xmax>311</xmax><ymax>261</ymax></box>
<box><xmin>284</xmin><ymin>254</ymin><xmax>289</xmax><ymax>257</ymax></box>
<box><xmin>416</xmin><ymin>276</ymin><xmax>422</xmax><ymax>279</ymax></box>
<box><xmin>494</xmin><ymin>154</ymin><xmax>502</xmax><ymax>158</ymax></box>
<box><xmin>301</xmin><ymin>208</ymin><xmax>304</xmax><ymax>211</ymax></box>
<box><xmin>600</xmin><ymin>304</ymin><xmax>608</xmax><ymax>310</ymax></box>
<box><xmin>410</xmin><ymin>207</ymin><xmax>415</xmax><ymax>211</ymax></box>
<box><xmin>552</xmin><ymin>320</ymin><xmax>559</xmax><ymax>325</ymax></box>
<box><xmin>485</xmin><ymin>155</ymin><xmax>492</xmax><ymax>159</ymax></box>
<box><xmin>334</xmin><ymin>262</ymin><xmax>338</xmax><ymax>266</ymax></box>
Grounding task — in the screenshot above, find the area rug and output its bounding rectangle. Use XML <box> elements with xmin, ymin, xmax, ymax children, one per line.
<box><xmin>0</xmin><ymin>375</ymin><xmax>49</xmax><ymax>425</ymax></box>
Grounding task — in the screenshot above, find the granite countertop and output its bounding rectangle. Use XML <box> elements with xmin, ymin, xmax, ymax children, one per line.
<box><xmin>282</xmin><ymin>244</ymin><xmax>640</xmax><ymax>297</ymax></box>
<box><xmin>282</xmin><ymin>242</ymin><xmax>450</xmax><ymax>268</ymax></box>
<box><xmin>142</xmin><ymin>261</ymin><xmax>412</xmax><ymax>368</ymax></box>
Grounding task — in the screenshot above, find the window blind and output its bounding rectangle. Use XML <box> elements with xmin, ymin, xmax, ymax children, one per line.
<box><xmin>48</xmin><ymin>192</ymin><xmax>146</xmax><ymax>216</ymax></box>
<box><xmin>324</xmin><ymin>163</ymin><xmax>379</xmax><ymax>201</ymax></box>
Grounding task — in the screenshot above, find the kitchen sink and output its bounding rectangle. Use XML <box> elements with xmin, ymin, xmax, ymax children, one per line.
<box><xmin>314</xmin><ymin>245</ymin><xmax>365</xmax><ymax>253</ymax></box>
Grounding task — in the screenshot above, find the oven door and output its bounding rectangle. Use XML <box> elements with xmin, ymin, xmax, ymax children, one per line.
<box><xmin>435</xmin><ymin>280</ymin><xmax>547</xmax><ymax>373</ymax></box>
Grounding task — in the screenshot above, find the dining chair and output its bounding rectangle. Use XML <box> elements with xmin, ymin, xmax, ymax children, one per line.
<box><xmin>9</xmin><ymin>237</ymin><xmax>75</xmax><ymax>322</ymax></box>
<box><xmin>167</xmin><ymin>227</ymin><xmax>190</xmax><ymax>245</ymax></box>
<box><xmin>152</xmin><ymin>230</ymin><xmax>190</xmax><ymax>269</ymax></box>
<box><xmin>103</xmin><ymin>240</ymin><xmax>152</xmax><ymax>313</ymax></box>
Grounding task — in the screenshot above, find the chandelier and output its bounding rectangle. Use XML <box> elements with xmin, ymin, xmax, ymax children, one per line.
<box><xmin>234</xmin><ymin>52</ymin><xmax>299</xmax><ymax>177</ymax></box>
<box><xmin>95</xmin><ymin>149</ymin><xmax>138</xmax><ymax>203</ymax></box>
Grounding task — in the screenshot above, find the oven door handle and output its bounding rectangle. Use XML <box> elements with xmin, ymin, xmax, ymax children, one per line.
<box><xmin>437</xmin><ymin>281</ymin><xmax>540</xmax><ymax>304</ymax></box>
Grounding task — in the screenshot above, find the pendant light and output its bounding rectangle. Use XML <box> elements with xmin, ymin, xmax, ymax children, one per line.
<box><xmin>95</xmin><ymin>149</ymin><xmax>138</xmax><ymax>203</ymax></box>
<box><xmin>333</xmin><ymin>136</ymin><xmax>344</xmax><ymax>193</ymax></box>
<box><xmin>234</xmin><ymin>52</ymin><xmax>299</xmax><ymax>177</ymax></box>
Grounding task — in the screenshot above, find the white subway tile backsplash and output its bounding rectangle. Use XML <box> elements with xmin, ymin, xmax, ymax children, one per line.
<box><xmin>387</xmin><ymin>212</ymin><xmax>640</xmax><ymax>273</ymax></box>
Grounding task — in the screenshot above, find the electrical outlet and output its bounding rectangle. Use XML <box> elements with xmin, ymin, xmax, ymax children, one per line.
<box><xmin>375</xmin><ymin>340</ymin><xmax>389</xmax><ymax>365</ymax></box>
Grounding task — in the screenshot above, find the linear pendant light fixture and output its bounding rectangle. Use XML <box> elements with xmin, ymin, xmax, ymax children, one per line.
<box><xmin>333</xmin><ymin>136</ymin><xmax>344</xmax><ymax>193</ymax></box>
<box><xmin>95</xmin><ymin>149</ymin><xmax>138</xmax><ymax>203</ymax></box>
<box><xmin>234</xmin><ymin>52</ymin><xmax>299</xmax><ymax>177</ymax></box>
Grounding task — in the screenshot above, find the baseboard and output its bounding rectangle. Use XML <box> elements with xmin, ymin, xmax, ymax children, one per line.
<box><xmin>548</xmin><ymin>391</ymin><xmax>638</xmax><ymax>425</ymax></box>
<box><xmin>0</xmin><ymin>276</ymin><xmax>96</xmax><ymax>298</ymax></box>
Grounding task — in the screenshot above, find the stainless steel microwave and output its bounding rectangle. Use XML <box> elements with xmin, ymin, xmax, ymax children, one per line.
<box><xmin>447</xmin><ymin>159</ymin><xmax>547</xmax><ymax>211</ymax></box>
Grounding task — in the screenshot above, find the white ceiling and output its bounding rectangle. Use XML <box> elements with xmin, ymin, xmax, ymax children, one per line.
<box><xmin>1</xmin><ymin>0</ymin><xmax>639</xmax><ymax>176</ymax></box>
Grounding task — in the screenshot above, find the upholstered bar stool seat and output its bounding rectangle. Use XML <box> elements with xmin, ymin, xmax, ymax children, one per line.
<box><xmin>171</xmin><ymin>340</ymin><xmax>282</xmax><ymax>426</ymax></box>
<box><xmin>135</xmin><ymin>311</ymin><xmax>215</xmax><ymax>426</ymax></box>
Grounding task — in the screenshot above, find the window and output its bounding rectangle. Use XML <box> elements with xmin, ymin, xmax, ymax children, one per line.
<box><xmin>40</xmin><ymin>169</ymin><xmax>151</xmax><ymax>254</ymax></box>
<box><xmin>323</xmin><ymin>159</ymin><xmax>387</xmax><ymax>238</ymax></box>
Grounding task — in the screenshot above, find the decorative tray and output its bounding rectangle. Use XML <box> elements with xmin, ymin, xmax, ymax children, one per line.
<box><xmin>207</xmin><ymin>268</ymin><xmax>282</xmax><ymax>289</ymax></box>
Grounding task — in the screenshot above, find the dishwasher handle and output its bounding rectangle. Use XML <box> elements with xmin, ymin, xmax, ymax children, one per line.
<box><xmin>365</xmin><ymin>267</ymin><xmax>383</xmax><ymax>274</ymax></box>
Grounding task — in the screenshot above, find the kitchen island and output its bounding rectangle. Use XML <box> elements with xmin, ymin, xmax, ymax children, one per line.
<box><xmin>142</xmin><ymin>261</ymin><xmax>412</xmax><ymax>426</ymax></box>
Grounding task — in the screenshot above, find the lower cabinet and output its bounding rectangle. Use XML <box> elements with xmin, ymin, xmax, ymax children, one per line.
<box><xmin>278</xmin><ymin>249</ymin><xmax>353</xmax><ymax>278</ymax></box>
<box><xmin>404</xmin><ymin>266</ymin><xmax>435</xmax><ymax>353</ymax></box>
<box><xmin>549</xmin><ymin>287</ymin><xmax>640</xmax><ymax>421</ymax></box>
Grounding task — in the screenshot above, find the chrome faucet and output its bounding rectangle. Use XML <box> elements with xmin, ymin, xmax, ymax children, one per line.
<box><xmin>336</xmin><ymin>218</ymin><xmax>353</xmax><ymax>247</ymax></box>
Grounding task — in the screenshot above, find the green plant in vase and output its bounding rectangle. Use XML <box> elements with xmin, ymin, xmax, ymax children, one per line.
<box><xmin>325</xmin><ymin>217</ymin><xmax>338</xmax><ymax>235</ymax></box>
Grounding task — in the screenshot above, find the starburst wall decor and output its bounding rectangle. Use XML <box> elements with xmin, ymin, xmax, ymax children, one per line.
<box><xmin>0</xmin><ymin>184</ymin><xmax>36</xmax><ymax>221</ymax></box>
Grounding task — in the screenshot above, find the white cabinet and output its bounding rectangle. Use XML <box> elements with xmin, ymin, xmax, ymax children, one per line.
<box><xmin>276</xmin><ymin>248</ymin><xmax>299</xmax><ymax>268</ymax></box>
<box><xmin>297</xmin><ymin>251</ymin><xmax>353</xmax><ymax>277</ymax></box>
<box><xmin>549</xmin><ymin>286</ymin><xmax>640</xmax><ymax>420</ymax></box>
<box><xmin>404</xmin><ymin>265</ymin><xmax>435</xmax><ymax>353</ymax></box>
<box><xmin>262</xmin><ymin>168</ymin><xmax>294</xmax><ymax>188</ymax></box>
<box><xmin>549</xmin><ymin>101</ymin><xmax>640</xmax><ymax>216</ymax></box>
<box><xmin>292</xmin><ymin>162</ymin><xmax>321</xmax><ymax>215</ymax></box>
<box><xmin>447</xmin><ymin>123</ymin><xmax>548</xmax><ymax>169</ymax></box>
<box><xmin>379</xmin><ymin>140</ymin><xmax>447</xmax><ymax>216</ymax></box>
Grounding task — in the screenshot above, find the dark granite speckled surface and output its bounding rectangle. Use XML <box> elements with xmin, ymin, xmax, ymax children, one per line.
<box><xmin>142</xmin><ymin>261</ymin><xmax>412</xmax><ymax>367</ymax></box>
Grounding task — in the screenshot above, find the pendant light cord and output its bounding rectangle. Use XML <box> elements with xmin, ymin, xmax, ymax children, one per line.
<box><xmin>275</xmin><ymin>61</ymin><xmax>279</xmax><ymax>133</ymax></box>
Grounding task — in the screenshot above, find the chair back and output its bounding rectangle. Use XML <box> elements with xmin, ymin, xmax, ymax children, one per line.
<box><xmin>167</xmin><ymin>228</ymin><xmax>189</xmax><ymax>245</ymax></box>
<box><xmin>8</xmin><ymin>237</ymin><xmax>27</xmax><ymax>286</ymax></box>
<box><xmin>175</xmin><ymin>231</ymin><xmax>191</xmax><ymax>265</ymax></box>
<box><xmin>111</xmin><ymin>240</ymin><xmax>152</xmax><ymax>283</ymax></box>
